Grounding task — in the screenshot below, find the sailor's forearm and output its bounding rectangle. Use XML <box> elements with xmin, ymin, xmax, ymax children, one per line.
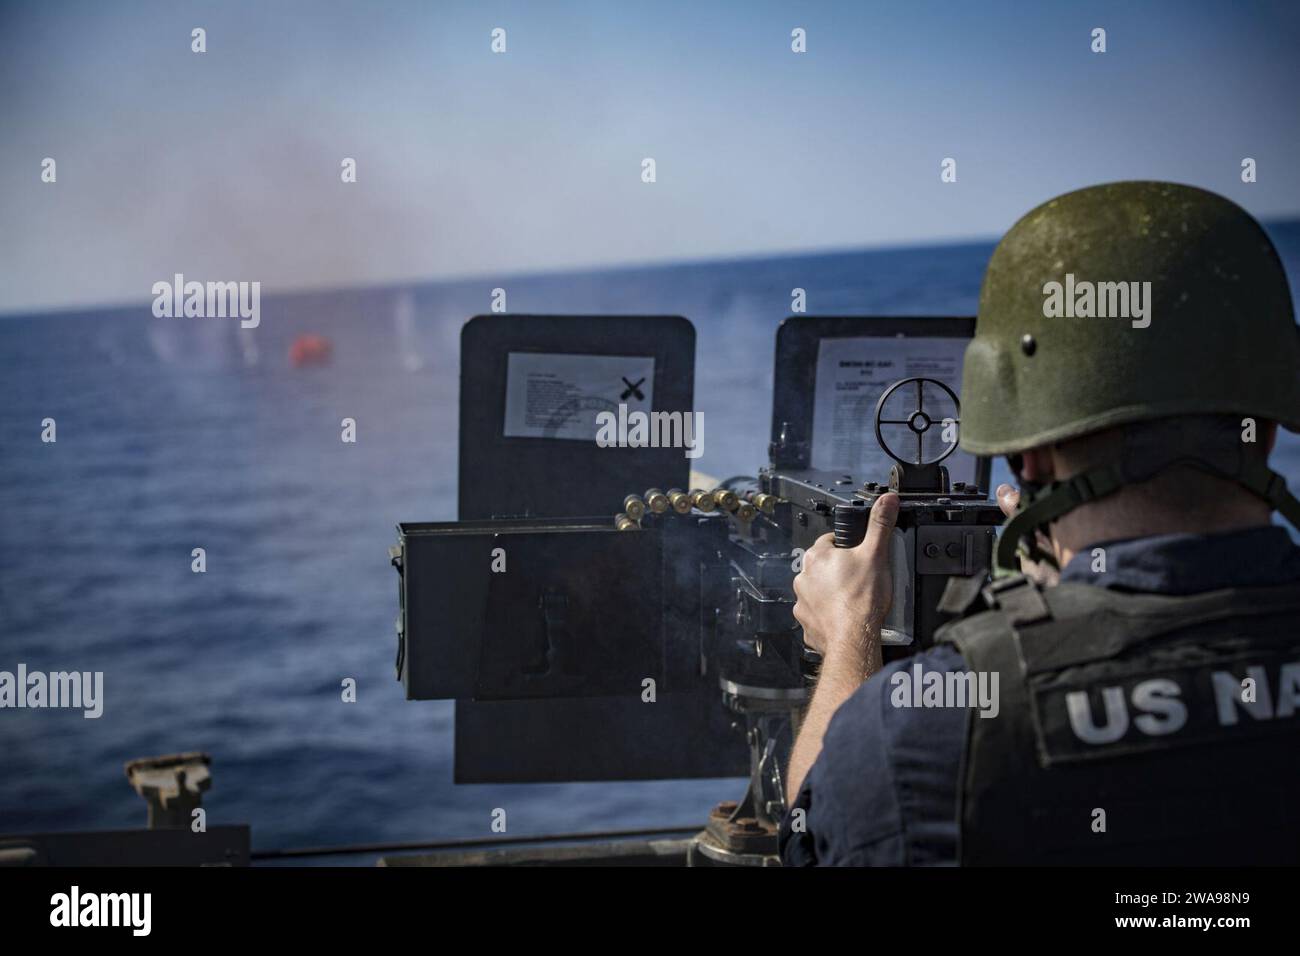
<box><xmin>784</xmin><ymin>629</ymin><xmax>881</xmax><ymax>808</ymax></box>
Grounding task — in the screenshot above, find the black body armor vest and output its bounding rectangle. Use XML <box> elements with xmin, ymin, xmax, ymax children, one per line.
<box><xmin>936</xmin><ymin>575</ymin><xmax>1300</xmax><ymax>865</ymax></box>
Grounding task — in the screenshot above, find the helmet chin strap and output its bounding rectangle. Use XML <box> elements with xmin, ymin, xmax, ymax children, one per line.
<box><xmin>996</xmin><ymin>464</ymin><xmax>1120</xmax><ymax>571</ymax></box>
<box><xmin>995</xmin><ymin>423</ymin><xmax>1300</xmax><ymax>572</ymax></box>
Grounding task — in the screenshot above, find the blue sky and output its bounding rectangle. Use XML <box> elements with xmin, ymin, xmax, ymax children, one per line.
<box><xmin>1</xmin><ymin>0</ymin><xmax>1298</xmax><ymax>314</ymax></box>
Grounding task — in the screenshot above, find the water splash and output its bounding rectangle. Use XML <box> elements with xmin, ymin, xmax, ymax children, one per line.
<box><xmin>394</xmin><ymin>290</ymin><xmax>425</xmax><ymax>372</ymax></box>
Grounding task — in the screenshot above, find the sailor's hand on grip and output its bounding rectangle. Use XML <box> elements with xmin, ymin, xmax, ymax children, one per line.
<box><xmin>793</xmin><ymin>492</ymin><xmax>899</xmax><ymax>665</ymax></box>
<box><xmin>832</xmin><ymin>500</ymin><xmax>869</xmax><ymax>548</ymax></box>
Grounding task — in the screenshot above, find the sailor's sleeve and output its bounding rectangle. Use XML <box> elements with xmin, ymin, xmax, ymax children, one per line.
<box><xmin>778</xmin><ymin>774</ymin><xmax>818</xmax><ymax>866</ymax></box>
<box><xmin>776</xmin><ymin>663</ymin><xmax>912</xmax><ymax>867</ymax></box>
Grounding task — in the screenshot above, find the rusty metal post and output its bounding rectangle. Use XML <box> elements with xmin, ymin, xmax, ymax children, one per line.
<box><xmin>124</xmin><ymin>752</ymin><xmax>212</xmax><ymax>829</ymax></box>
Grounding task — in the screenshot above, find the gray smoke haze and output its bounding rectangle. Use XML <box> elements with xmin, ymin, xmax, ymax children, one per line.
<box><xmin>2</xmin><ymin>0</ymin><xmax>1299</xmax><ymax>315</ymax></box>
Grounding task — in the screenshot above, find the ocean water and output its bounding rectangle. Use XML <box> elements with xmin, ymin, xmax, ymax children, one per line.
<box><xmin>3</xmin><ymin>229</ymin><xmax>1300</xmax><ymax>854</ymax></box>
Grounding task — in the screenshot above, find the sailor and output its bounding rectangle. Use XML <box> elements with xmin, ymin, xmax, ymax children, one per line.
<box><xmin>781</xmin><ymin>181</ymin><xmax>1300</xmax><ymax>865</ymax></box>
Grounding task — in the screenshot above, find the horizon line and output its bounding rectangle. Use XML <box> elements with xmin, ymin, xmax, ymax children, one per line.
<box><xmin>4</xmin><ymin>216</ymin><xmax>1300</xmax><ymax>321</ymax></box>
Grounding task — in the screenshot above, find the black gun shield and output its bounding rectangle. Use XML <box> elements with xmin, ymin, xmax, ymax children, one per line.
<box><xmin>448</xmin><ymin>314</ymin><xmax>743</xmax><ymax>783</ymax></box>
<box><xmin>770</xmin><ymin>315</ymin><xmax>990</xmax><ymax>491</ymax></box>
<box><xmin>459</xmin><ymin>314</ymin><xmax>695</xmax><ymax>519</ymax></box>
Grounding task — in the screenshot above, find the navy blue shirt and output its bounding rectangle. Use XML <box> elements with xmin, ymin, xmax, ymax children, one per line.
<box><xmin>778</xmin><ymin>525</ymin><xmax>1300</xmax><ymax>866</ymax></box>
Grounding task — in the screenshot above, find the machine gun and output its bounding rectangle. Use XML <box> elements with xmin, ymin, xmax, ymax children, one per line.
<box><xmin>390</xmin><ymin>315</ymin><xmax>1003</xmax><ymax>865</ymax></box>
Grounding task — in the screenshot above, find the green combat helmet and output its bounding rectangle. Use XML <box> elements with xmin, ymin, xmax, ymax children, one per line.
<box><xmin>959</xmin><ymin>181</ymin><xmax>1300</xmax><ymax>569</ymax></box>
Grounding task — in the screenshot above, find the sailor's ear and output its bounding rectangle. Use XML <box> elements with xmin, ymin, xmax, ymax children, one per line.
<box><xmin>1020</xmin><ymin>446</ymin><xmax>1057</xmax><ymax>483</ymax></box>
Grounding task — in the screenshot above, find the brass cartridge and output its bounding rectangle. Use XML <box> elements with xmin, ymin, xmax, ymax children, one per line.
<box><xmin>713</xmin><ymin>488</ymin><xmax>739</xmax><ymax>512</ymax></box>
<box><xmin>643</xmin><ymin>488</ymin><xmax>670</xmax><ymax>514</ymax></box>
<box><xmin>666</xmin><ymin>488</ymin><xmax>692</xmax><ymax>514</ymax></box>
<box><xmin>689</xmin><ymin>489</ymin><xmax>717</xmax><ymax>512</ymax></box>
